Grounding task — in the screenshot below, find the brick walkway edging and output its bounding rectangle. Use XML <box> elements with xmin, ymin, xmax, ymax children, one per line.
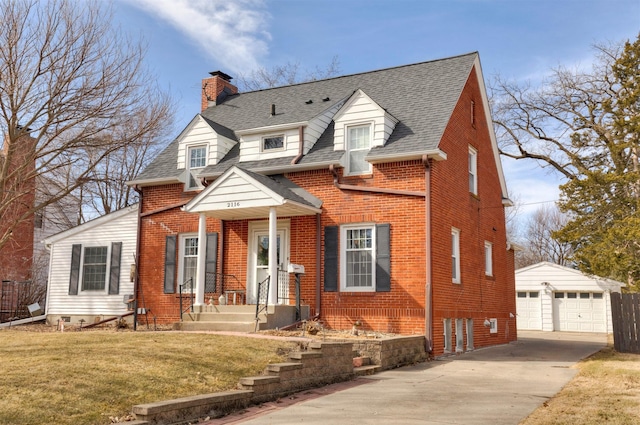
<box><xmin>119</xmin><ymin>336</ymin><xmax>427</xmax><ymax>425</ymax></box>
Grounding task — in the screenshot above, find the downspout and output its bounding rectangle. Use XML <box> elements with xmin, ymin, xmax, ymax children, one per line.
<box><xmin>422</xmin><ymin>155</ymin><xmax>433</xmax><ymax>354</ymax></box>
<box><xmin>219</xmin><ymin>220</ymin><xmax>225</xmax><ymax>291</ymax></box>
<box><xmin>315</xmin><ymin>212</ymin><xmax>321</xmax><ymax>318</ymax></box>
<box><xmin>291</xmin><ymin>126</ymin><xmax>305</xmax><ymax>165</ymax></box>
<box><xmin>133</xmin><ymin>185</ymin><xmax>143</xmax><ymax>331</ymax></box>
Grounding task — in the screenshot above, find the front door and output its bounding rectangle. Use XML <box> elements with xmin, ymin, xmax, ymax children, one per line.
<box><xmin>248</xmin><ymin>222</ymin><xmax>289</xmax><ymax>304</ymax></box>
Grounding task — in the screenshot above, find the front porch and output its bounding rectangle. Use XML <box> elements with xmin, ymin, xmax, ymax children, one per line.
<box><xmin>175</xmin><ymin>270</ymin><xmax>310</xmax><ymax>332</ymax></box>
<box><xmin>174</xmin><ymin>166</ymin><xmax>321</xmax><ymax>332</ymax></box>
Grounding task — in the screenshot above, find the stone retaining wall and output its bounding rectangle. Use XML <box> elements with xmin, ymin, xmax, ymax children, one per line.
<box><xmin>127</xmin><ymin>336</ymin><xmax>427</xmax><ymax>424</ymax></box>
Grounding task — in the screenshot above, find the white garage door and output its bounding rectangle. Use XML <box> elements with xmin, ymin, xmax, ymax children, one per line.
<box><xmin>516</xmin><ymin>291</ymin><xmax>542</xmax><ymax>330</ymax></box>
<box><xmin>553</xmin><ymin>292</ymin><xmax>606</xmax><ymax>332</ymax></box>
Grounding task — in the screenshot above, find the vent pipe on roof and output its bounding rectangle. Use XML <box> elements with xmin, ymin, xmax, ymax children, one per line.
<box><xmin>270</xmin><ymin>104</ymin><xmax>276</xmax><ymax>116</ymax></box>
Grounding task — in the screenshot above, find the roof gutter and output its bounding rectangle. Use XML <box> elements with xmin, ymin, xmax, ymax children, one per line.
<box><xmin>329</xmin><ymin>164</ymin><xmax>426</xmax><ymax>197</ymax></box>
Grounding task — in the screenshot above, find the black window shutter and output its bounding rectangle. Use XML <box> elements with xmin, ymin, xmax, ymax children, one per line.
<box><xmin>69</xmin><ymin>244</ymin><xmax>81</xmax><ymax>295</ymax></box>
<box><xmin>108</xmin><ymin>242</ymin><xmax>122</xmax><ymax>295</ymax></box>
<box><xmin>205</xmin><ymin>232</ymin><xmax>218</xmax><ymax>292</ymax></box>
<box><xmin>324</xmin><ymin>226</ymin><xmax>338</xmax><ymax>292</ymax></box>
<box><xmin>164</xmin><ymin>235</ymin><xmax>177</xmax><ymax>294</ymax></box>
<box><xmin>376</xmin><ymin>223</ymin><xmax>391</xmax><ymax>292</ymax></box>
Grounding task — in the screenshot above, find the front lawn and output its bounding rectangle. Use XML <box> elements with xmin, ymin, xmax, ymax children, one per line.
<box><xmin>0</xmin><ymin>327</ymin><xmax>296</xmax><ymax>425</ymax></box>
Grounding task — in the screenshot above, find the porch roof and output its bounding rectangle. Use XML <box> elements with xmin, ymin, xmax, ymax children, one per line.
<box><xmin>183</xmin><ymin>166</ymin><xmax>323</xmax><ymax>220</ymax></box>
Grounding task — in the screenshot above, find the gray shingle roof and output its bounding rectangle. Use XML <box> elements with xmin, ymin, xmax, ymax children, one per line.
<box><xmin>134</xmin><ymin>52</ymin><xmax>477</xmax><ymax>184</ymax></box>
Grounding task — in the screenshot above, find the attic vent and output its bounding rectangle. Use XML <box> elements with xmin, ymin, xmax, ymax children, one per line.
<box><xmin>271</xmin><ymin>104</ymin><xmax>276</xmax><ymax>116</ymax></box>
<box><xmin>322</xmin><ymin>97</ymin><xmax>330</xmax><ymax>102</ymax></box>
<box><xmin>305</xmin><ymin>100</ymin><xmax>313</xmax><ymax>104</ymax></box>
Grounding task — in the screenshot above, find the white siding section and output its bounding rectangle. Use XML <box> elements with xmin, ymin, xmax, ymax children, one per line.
<box><xmin>189</xmin><ymin>173</ymin><xmax>281</xmax><ymax>211</ymax></box>
<box><xmin>177</xmin><ymin>115</ymin><xmax>235</xmax><ymax>168</ymax></box>
<box><xmin>333</xmin><ymin>90</ymin><xmax>398</xmax><ymax>151</ymax></box>
<box><xmin>239</xmin><ymin>128</ymin><xmax>301</xmax><ymax>163</ymax></box>
<box><xmin>304</xmin><ymin>101</ymin><xmax>344</xmax><ymax>154</ymax></box>
<box><xmin>515</xmin><ymin>262</ymin><xmax>624</xmax><ymax>333</ymax></box>
<box><xmin>45</xmin><ymin>206</ymin><xmax>138</xmax><ymax>320</ymax></box>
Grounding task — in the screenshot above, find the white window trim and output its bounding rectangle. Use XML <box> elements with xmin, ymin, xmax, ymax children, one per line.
<box><xmin>261</xmin><ymin>134</ymin><xmax>286</xmax><ymax>152</ymax></box>
<box><xmin>489</xmin><ymin>318</ymin><xmax>498</xmax><ymax>334</ymax></box>
<box><xmin>186</xmin><ymin>145</ymin><xmax>207</xmax><ymax>191</ymax></box>
<box><xmin>452</xmin><ymin>227</ymin><xmax>461</xmax><ymax>284</ymax></box>
<box><xmin>80</xmin><ymin>245</ymin><xmax>109</xmax><ymax>292</ymax></box>
<box><xmin>178</xmin><ymin>233</ymin><xmax>198</xmax><ymax>289</ymax></box>
<box><xmin>340</xmin><ymin>223</ymin><xmax>376</xmax><ymax>292</ymax></box>
<box><xmin>484</xmin><ymin>241</ymin><xmax>493</xmax><ymax>277</ymax></box>
<box><xmin>345</xmin><ymin>123</ymin><xmax>373</xmax><ymax>176</ymax></box>
<box><xmin>469</xmin><ymin>146</ymin><xmax>478</xmax><ymax>195</ymax></box>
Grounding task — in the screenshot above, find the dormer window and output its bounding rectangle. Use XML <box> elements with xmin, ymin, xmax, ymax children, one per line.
<box><xmin>346</xmin><ymin>124</ymin><xmax>372</xmax><ymax>175</ymax></box>
<box><xmin>187</xmin><ymin>145</ymin><xmax>207</xmax><ymax>190</ymax></box>
<box><xmin>262</xmin><ymin>135</ymin><xmax>284</xmax><ymax>151</ymax></box>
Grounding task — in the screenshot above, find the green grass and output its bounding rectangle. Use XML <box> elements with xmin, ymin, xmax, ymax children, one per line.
<box><xmin>0</xmin><ymin>328</ymin><xmax>296</xmax><ymax>425</ymax></box>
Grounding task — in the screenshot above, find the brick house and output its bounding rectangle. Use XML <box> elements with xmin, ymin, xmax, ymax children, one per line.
<box><xmin>129</xmin><ymin>52</ymin><xmax>517</xmax><ymax>355</ymax></box>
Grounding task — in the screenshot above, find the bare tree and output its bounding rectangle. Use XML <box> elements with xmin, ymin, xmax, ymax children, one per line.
<box><xmin>237</xmin><ymin>56</ymin><xmax>341</xmax><ymax>91</ymax></box>
<box><xmin>516</xmin><ymin>204</ymin><xmax>573</xmax><ymax>269</ymax></box>
<box><xmin>0</xmin><ymin>0</ymin><xmax>173</xmax><ymax>250</ymax></box>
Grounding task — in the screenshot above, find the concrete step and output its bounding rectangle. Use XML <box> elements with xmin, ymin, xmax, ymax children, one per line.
<box><xmin>178</xmin><ymin>321</ymin><xmax>258</xmax><ymax>332</ymax></box>
<box><xmin>198</xmin><ymin>305</ymin><xmax>259</xmax><ymax>314</ymax></box>
<box><xmin>354</xmin><ymin>364</ymin><xmax>381</xmax><ymax>376</ymax></box>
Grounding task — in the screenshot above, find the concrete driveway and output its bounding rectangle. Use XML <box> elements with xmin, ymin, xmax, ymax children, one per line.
<box><xmin>208</xmin><ymin>331</ymin><xmax>607</xmax><ymax>425</ymax></box>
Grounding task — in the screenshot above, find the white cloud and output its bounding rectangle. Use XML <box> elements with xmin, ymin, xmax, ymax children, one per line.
<box><xmin>127</xmin><ymin>0</ymin><xmax>270</xmax><ymax>74</ymax></box>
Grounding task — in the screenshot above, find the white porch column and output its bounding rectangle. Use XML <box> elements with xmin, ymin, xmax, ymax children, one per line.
<box><xmin>195</xmin><ymin>213</ymin><xmax>207</xmax><ymax>306</ymax></box>
<box><xmin>268</xmin><ymin>207</ymin><xmax>278</xmax><ymax>305</ymax></box>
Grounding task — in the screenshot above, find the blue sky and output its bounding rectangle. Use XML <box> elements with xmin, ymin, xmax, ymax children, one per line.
<box><xmin>114</xmin><ymin>0</ymin><xmax>639</xmax><ymax>221</ymax></box>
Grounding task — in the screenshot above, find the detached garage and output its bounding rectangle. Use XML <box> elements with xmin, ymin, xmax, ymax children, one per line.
<box><xmin>515</xmin><ymin>262</ymin><xmax>624</xmax><ymax>333</ymax></box>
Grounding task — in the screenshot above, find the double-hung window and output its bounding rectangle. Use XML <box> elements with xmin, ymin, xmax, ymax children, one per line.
<box><xmin>187</xmin><ymin>145</ymin><xmax>207</xmax><ymax>190</ymax></box>
<box><xmin>81</xmin><ymin>246</ymin><xmax>108</xmax><ymax>291</ymax></box>
<box><xmin>341</xmin><ymin>225</ymin><xmax>375</xmax><ymax>291</ymax></box>
<box><xmin>346</xmin><ymin>125</ymin><xmax>372</xmax><ymax>175</ymax></box>
<box><xmin>469</xmin><ymin>146</ymin><xmax>478</xmax><ymax>194</ymax></box>
<box><xmin>180</xmin><ymin>235</ymin><xmax>198</xmax><ymax>289</ymax></box>
<box><xmin>452</xmin><ymin>228</ymin><xmax>461</xmax><ymax>284</ymax></box>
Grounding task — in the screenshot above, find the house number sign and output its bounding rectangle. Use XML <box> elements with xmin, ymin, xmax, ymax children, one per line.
<box><xmin>227</xmin><ymin>202</ymin><xmax>240</xmax><ymax>208</ymax></box>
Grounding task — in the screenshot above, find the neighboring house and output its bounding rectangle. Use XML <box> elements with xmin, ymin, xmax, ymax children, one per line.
<box><xmin>129</xmin><ymin>52</ymin><xmax>517</xmax><ymax>355</ymax></box>
<box><xmin>515</xmin><ymin>262</ymin><xmax>624</xmax><ymax>333</ymax></box>
<box><xmin>43</xmin><ymin>204</ymin><xmax>138</xmax><ymax>325</ymax></box>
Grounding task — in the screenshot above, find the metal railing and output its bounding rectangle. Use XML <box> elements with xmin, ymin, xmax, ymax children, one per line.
<box><xmin>254</xmin><ymin>275</ymin><xmax>270</xmax><ymax>331</ymax></box>
<box><xmin>178</xmin><ymin>277</ymin><xmax>194</xmax><ymax>321</ymax></box>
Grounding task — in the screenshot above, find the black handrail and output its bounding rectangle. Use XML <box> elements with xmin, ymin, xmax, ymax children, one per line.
<box><xmin>178</xmin><ymin>277</ymin><xmax>193</xmax><ymax>321</ymax></box>
<box><xmin>254</xmin><ymin>275</ymin><xmax>270</xmax><ymax>331</ymax></box>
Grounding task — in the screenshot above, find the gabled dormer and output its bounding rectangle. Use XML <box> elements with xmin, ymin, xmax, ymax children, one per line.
<box><xmin>332</xmin><ymin>89</ymin><xmax>398</xmax><ymax>175</ymax></box>
<box><xmin>177</xmin><ymin>114</ymin><xmax>237</xmax><ymax>191</ymax></box>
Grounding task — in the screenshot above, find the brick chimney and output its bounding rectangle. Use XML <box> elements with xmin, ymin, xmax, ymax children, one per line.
<box><xmin>201</xmin><ymin>71</ymin><xmax>238</xmax><ymax>111</ymax></box>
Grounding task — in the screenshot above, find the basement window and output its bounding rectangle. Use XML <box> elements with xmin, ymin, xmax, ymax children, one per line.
<box><xmin>443</xmin><ymin>318</ymin><xmax>452</xmax><ymax>353</ymax></box>
<box><xmin>455</xmin><ymin>318</ymin><xmax>464</xmax><ymax>353</ymax></box>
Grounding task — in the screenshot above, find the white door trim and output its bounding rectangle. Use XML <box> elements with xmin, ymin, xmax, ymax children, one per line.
<box><xmin>247</xmin><ymin>220</ymin><xmax>290</xmax><ymax>304</ymax></box>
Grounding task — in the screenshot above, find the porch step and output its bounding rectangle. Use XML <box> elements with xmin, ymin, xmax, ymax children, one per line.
<box><xmin>182</xmin><ymin>312</ymin><xmax>262</xmax><ymax>323</ymax></box>
<box><xmin>177</xmin><ymin>321</ymin><xmax>259</xmax><ymax>333</ymax></box>
<box><xmin>176</xmin><ymin>304</ymin><xmax>307</xmax><ymax>333</ymax></box>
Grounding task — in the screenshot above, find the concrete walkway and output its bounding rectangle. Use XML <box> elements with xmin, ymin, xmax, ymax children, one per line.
<box><xmin>206</xmin><ymin>331</ymin><xmax>607</xmax><ymax>425</ymax></box>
